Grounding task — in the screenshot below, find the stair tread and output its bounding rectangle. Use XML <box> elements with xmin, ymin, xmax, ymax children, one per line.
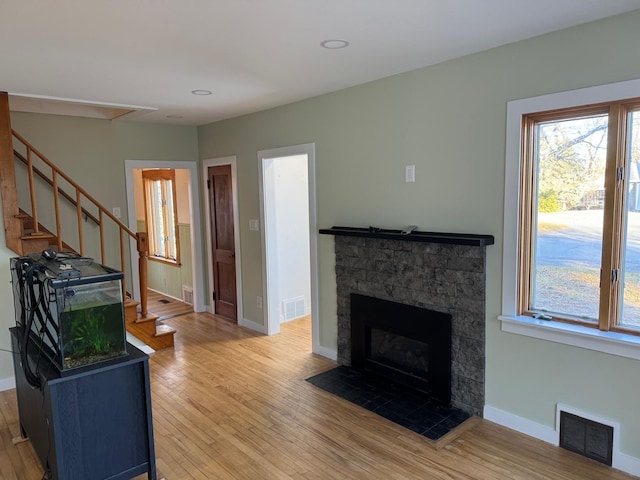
<box><xmin>124</xmin><ymin>298</ymin><xmax>140</xmax><ymax>308</ymax></box>
<box><xmin>155</xmin><ymin>324</ymin><xmax>176</xmax><ymax>337</ymax></box>
<box><xmin>21</xmin><ymin>233</ymin><xmax>55</xmax><ymax>240</ymax></box>
<box><xmin>135</xmin><ymin>313</ymin><xmax>160</xmax><ymax>324</ymax></box>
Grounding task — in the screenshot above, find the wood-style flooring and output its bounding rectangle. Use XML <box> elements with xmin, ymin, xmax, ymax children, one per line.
<box><xmin>147</xmin><ymin>290</ymin><xmax>193</xmax><ymax>320</ymax></box>
<box><xmin>1</xmin><ymin>313</ymin><xmax>637</xmax><ymax>480</ymax></box>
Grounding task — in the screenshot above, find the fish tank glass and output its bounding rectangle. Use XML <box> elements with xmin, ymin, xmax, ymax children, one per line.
<box><xmin>11</xmin><ymin>253</ymin><xmax>128</xmax><ymax>373</ymax></box>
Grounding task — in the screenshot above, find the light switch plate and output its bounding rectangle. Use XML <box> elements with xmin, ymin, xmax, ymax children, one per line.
<box><xmin>405</xmin><ymin>165</ymin><xmax>416</xmax><ymax>183</ymax></box>
<box><xmin>249</xmin><ymin>219</ymin><xmax>259</xmax><ymax>231</ymax></box>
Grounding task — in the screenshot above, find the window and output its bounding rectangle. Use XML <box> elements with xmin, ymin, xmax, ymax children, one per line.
<box><xmin>518</xmin><ymin>99</ymin><xmax>640</xmax><ymax>334</ymax></box>
<box><xmin>142</xmin><ymin>169</ymin><xmax>180</xmax><ymax>264</ymax></box>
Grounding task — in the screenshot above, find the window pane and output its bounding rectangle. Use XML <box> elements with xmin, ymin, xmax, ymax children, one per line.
<box><xmin>620</xmin><ymin>110</ymin><xmax>640</xmax><ymax>329</ymax></box>
<box><xmin>165</xmin><ymin>179</ymin><xmax>177</xmax><ymax>260</ymax></box>
<box><xmin>532</xmin><ymin>115</ymin><xmax>608</xmax><ymax>321</ymax></box>
<box><xmin>153</xmin><ymin>180</ymin><xmax>166</xmax><ymax>257</ymax></box>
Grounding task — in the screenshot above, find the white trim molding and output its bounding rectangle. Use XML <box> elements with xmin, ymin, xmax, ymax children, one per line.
<box><xmin>124</xmin><ymin>160</ymin><xmax>206</xmax><ymax>313</ymax></box>
<box><xmin>484</xmin><ymin>405</ymin><xmax>557</xmax><ymax>445</ymax></box>
<box><xmin>500</xmin><ymin>315</ymin><xmax>640</xmax><ymax>360</ymax></box>
<box><xmin>485</xmin><ymin>404</ymin><xmax>640</xmax><ymax>477</ymax></box>
<box><xmin>239</xmin><ymin>317</ymin><xmax>268</xmax><ymax>335</ymax></box>
<box><xmin>257</xmin><ymin>143</ymin><xmax>320</xmax><ymax>345</ymax></box>
<box><xmin>502</xmin><ymin>77</ymin><xmax>640</xmax><ymax>357</ymax></box>
<box><xmin>202</xmin><ymin>156</ymin><xmax>243</xmax><ymax>322</ymax></box>
<box><xmin>0</xmin><ymin>376</ymin><xmax>16</xmax><ymax>392</ymax></box>
<box><xmin>312</xmin><ymin>345</ymin><xmax>337</xmax><ymax>361</ymax></box>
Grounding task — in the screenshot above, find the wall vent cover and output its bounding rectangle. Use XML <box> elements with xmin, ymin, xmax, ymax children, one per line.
<box><xmin>559</xmin><ymin>411</ymin><xmax>613</xmax><ymax>466</ymax></box>
<box><xmin>182</xmin><ymin>286</ymin><xmax>193</xmax><ymax>305</ymax></box>
<box><xmin>284</xmin><ymin>297</ymin><xmax>305</xmax><ymax>321</ymax></box>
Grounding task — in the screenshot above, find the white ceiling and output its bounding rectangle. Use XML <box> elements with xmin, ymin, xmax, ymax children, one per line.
<box><xmin>1</xmin><ymin>1</ymin><xmax>639</xmax><ymax>126</ymax></box>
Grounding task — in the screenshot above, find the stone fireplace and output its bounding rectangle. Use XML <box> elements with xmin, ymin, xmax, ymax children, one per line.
<box><xmin>321</xmin><ymin>226</ymin><xmax>493</xmax><ymax>417</ymax></box>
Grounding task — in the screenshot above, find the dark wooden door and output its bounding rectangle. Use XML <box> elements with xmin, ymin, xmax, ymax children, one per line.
<box><xmin>208</xmin><ymin>165</ymin><xmax>237</xmax><ymax>321</ymax></box>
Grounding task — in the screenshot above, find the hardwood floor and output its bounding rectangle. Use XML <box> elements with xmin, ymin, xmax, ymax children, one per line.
<box><xmin>147</xmin><ymin>290</ymin><xmax>193</xmax><ymax>320</ymax></box>
<box><xmin>1</xmin><ymin>313</ymin><xmax>637</xmax><ymax>479</ymax></box>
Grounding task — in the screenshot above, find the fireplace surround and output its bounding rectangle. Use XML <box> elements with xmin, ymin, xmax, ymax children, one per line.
<box><xmin>321</xmin><ymin>226</ymin><xmax>494</xmax><ymax>417</ymax></box>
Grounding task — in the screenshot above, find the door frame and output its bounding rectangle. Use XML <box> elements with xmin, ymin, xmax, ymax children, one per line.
<box><xmin>203</xmin><ymin>156</ymin><xmax>243</xmax><ymax>323</ymax></box>
<box><xmin>124</xmin><ymin>160</ymin><xmax>206</xmax><ymax>312</ymax></box>
<box><xmin>257</xmin><ymin>143</ymin><xmax>320</xmax><ymax>348</ymax></box>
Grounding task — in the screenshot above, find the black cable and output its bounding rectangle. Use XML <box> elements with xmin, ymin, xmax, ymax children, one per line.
<box><xmin>20</xmin><ymin>264</ymin><xmax>46</xmax><ymax>388</ymax></box>
<box><xmin>0</xmin><ymin>348</ymin><xmax>19</xmax><ymax>354</ymax></box>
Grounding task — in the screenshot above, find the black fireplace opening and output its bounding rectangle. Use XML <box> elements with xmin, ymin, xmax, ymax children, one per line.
<box><xmin>351</xmin><ymin>293</ymin><xmax>452</xmax><ymax>406</ymax></box>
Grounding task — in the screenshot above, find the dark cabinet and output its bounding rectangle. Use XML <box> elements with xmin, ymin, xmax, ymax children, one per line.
<box><xmin>11</xmin><ymin>328</ymin><xmax>157</xmax><ymax>480</ymax></box>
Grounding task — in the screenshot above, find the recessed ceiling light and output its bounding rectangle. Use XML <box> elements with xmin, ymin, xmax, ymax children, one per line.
<box><xmin>191</xmin><ymin>89</ymin><xmax>212</xmax><ymax>95</ymax></box>
<box><xmin>321</xmin><ymin>39</ymin><xmax>350</xmax><ymax>49</ymax></box>
<box><xmin>166</xmin><ymin>115</ymin><xmax>184</xmax><ymax>119</ymax></box>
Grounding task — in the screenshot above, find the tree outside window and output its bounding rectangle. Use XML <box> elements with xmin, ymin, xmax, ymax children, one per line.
<box><xmin>142</xmin><ymin>169</ymin><xmax>180</xmax><ymax>265</ymax></box>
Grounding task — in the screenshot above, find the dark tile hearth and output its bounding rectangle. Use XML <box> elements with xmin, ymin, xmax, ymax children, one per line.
<box><xmin>306</xmin><ymin>366</ymin><xmax>470</xmax><ymax>441</ymax></box>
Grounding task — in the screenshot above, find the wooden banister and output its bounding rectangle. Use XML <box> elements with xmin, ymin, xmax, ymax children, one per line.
<box><xmin>26</xmin><ymin>148</ymin><xmax>42</xmax><ymax>235</ymax></box>
<box><xmin>0</xmin><ymin>93</ymin><xmax>22</xmax><ymax>254</ymax></box>
<box><xmin>137</xmin><ymin>233</ymin><xmax>149</xmax><ymax>317</ymax></box>
<box><xmin>52</xmin><ymin>171</ymin><xmax>62</xmax><ymax>252</ymax></box>
<box><xmin>11</xmin><ymin>130</ymin><xmax>136</xmax><ymax>236</ymax></box>
<box><xmin>14</xmin><ymin>150</ymin><xmax>100</xmax><ymax>225</ymax></box>
<box><xmin>9</xmin><ymin>128</ymin><xmax>149</xmax><ymax>318</ymax></box>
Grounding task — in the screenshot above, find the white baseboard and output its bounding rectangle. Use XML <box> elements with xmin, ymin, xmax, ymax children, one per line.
<box><xmin>239</xmin><ymin>317</ymin><xmax>268</xmax><ymax>334</ymax></box>
<box><xmin>484</xmin><ymin>405</ymin><xmax>557</xmax><ymax>444</ymax></box>
<box><xmin>616</xmin><ymin>452</ymin><xmax>640</xmax><ymax>477</ymax></box>
<box><xmin>312</xmin><ymin>344</ymin><xmax>337</xmax><ymax>361</ymax></box>
<box><xmin>0</xmin><ymin>376</ymin><xmax>16</xmax><ymax>392</ymax></box>
<box><xmin>238</xmin><ymin>316</ymin><xmax>335</xmax><ymax>359</ymax></box>
<box><xmin>148</xmin><ymin>287</ymin><xmax>184</xmax><ymax>303</ymax></box>
<box><xmin>484</xmin><ymin>405</ymin><xmax>640</xmax><ymax>477</ymax></box>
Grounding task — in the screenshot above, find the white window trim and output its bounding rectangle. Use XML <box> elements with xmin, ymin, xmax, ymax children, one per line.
<box><xmin>502</xmin><ymin>77</ymin><xmax>640</xmax><ymax>360</ymax></box>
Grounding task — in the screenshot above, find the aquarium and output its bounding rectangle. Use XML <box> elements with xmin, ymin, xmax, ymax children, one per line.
<box><xmin>10</xmin><ymin>252</ymin><xmax>127</xmax><ymax>375</ymax></box>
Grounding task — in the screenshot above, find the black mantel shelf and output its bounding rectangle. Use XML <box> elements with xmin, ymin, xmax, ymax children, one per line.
<box><xmin>319</xmin><ymin>226</ymin><xmax>494</xmax><ymax>247</ymax></box>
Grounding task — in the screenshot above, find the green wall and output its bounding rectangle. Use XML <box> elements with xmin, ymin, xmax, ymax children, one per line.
<box><xmin>2</xmin><ymin>7</ymin><xmax>640</xmax><ymax>464</ymax></box>
<box><xmin>141</xmin><ymin>221</ymin><xmax>193</xmax><ymax>299</ymax></box>
<box><xmin>0</xmin><ymin>113</ymin><xmax>198</xmax><ymax>381</ymax></box>
<box><xmin>197</xmin><ymin>11</ymin><xmax>640</xmax><ymax>458</ymax></box>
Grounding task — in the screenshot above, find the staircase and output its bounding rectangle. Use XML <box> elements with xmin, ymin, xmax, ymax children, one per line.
<box><xmin>0</xmin><ymin>92</ymin><xmax>175</xmax><ymax>350</ymax></box>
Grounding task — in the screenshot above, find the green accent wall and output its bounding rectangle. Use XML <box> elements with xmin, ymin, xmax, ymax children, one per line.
<box><xmin>197</xmin><ymin>11</ymin><xmax>640</xmax><ymax>458</ymax></box>
<box><xmin>142</xmin><ymin>221</ymin><xmax>193</xmax><ymax>299</ymax></box>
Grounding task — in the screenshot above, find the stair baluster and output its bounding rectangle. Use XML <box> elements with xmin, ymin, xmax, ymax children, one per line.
<box><xmin>0</xmin><ymin>92</ymin><xmax>174</xmax><ymax>349</ymax></box>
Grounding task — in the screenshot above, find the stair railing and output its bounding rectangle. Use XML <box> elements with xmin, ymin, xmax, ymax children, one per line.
<box><xmin>11</xmin><ymin>129</ymin><xmax>150</xmax><ymax>317</ymax></box>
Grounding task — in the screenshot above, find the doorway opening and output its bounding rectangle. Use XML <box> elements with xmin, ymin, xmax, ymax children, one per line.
<box><xmin>258</xmin><ymin>143</ymin><xmax>319</xmax><ymax>352</ymax></box>
<box><xmin>124</xmin><ymin>160</ymin><xmax>206</xmax><ymax>314</ymax></box>
<box><xmin>202</xmin><ymin>156</ymin><xmax>243</xmax><ymax>324</ymax></box>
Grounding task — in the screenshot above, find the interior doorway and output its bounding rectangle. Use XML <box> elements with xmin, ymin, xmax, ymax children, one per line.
<box><xmin>258</xmin><ymin>143</ymin><xmax>319</xmax><ymax>348</ymax></box>
<box><xmin>207</xmin><ymin>164</ymin><xmax>237</xmax><ymax>321</ymax></box>
<box><xmin>202</xmin><ymin>156</ymin><xmax>243</xmax><ymax>323</ymax></box>
<box><xmin>124</xmin><ymin>160</ymin><xmax>206</xmax><ymax>313</ymax></box>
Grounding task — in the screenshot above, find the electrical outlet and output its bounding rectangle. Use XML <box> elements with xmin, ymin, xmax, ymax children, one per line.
<box><xmin>257</xmin><ymin>296</ymin><xmax>263</xmax><ymax>309</ymax></box>
<box><xmin>249</xmin><ymin>219</ymin><xmax>259</xmax><ymax>231</ymax></box>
